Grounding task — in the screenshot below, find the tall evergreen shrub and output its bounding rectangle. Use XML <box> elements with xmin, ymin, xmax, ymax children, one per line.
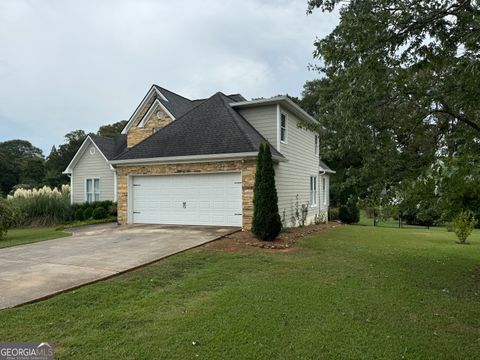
<box><xmin>252</xmin><ymin>144</ymin><xmax>282</xmax><ymax>241</ymax></box>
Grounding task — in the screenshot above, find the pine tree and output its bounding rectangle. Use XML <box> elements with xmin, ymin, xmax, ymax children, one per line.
<box><xmin>252</xmin><ymin>143</ymin><xmax>282</xmax><ymax>241</ymax></box>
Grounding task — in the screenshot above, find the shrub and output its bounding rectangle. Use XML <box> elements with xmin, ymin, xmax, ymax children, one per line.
<box><xmin>7</xmin><ymin>185</ymin><xmax>71</xmax><ymax>226</ymax></box>
<box><xmin>0</xmin><ymin>199</ymin><xmax>21</xmax><ymax>240</ymax></box>
<box><xmin>339</xmin><ymin>202</ymin><xmax>360</xmax><ymax>224</ymax></box>
<box><xmin>107</xmin><ymin>203</ymin><xmax>117</xmax><ymax>217</ymax></box>
<box><xmin>92</xmin><ymin>207</ymin><xmax>108</xmax><ymax>220</ymax></box>
<box><xmin>328</xmin><ymin>207</ymin><xmax>339</xmax><ymax>221</ymax></box>
<box><xmin>452</xmin><ymin>211</ymin><xmax>478</xmax><ymax>244</ymax></box>
<box><xmin>83</xmin><ymin>207</ymin><xmax>93</xmax><ymax>220</ymax></box>
<box><xmin>252</xmin><ymin>144</ymin><xmax>282</xmax><ymax>241</ymax></box>
<box><xmin>75</xmin><ymin>208</ymin><xmax>84</xmax><ymax>221</ymax></box>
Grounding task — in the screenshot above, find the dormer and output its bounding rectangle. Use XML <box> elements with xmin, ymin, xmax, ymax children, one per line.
<box><xmin>121</xmin><ymin>85</ymin><xmax>195</xmax><ymax>148</ymax></box>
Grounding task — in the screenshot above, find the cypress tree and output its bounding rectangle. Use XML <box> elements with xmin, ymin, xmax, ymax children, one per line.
<box><xmin>251</xmin><ymin>143</ymin><xmax>265</xmax><ymax>236</ymax></box>
<box><xmin>252</xmin><ymin>143</ymin><xmax>282</xmax><ymax>241</ymax></box>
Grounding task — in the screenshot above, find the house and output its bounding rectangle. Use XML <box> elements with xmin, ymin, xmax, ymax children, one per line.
<box><xmin>64</xmin><ymin>85</ymin><xmax>334</xmax><ymax>229</ymax></box>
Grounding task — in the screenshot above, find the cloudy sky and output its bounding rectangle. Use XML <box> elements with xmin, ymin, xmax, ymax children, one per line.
<box><xmin>0</xmin><ymin>0</ymin><xmax>338</xmax><ymax>154</ymax></box>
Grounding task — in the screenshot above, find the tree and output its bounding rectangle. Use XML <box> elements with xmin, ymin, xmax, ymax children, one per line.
<box><xmin>97</xmin><ymin>120</ymin><xmax>127</xmax><ymax>138</ymax></box>
<box><xmin>251</xmin><ymin>144</ymin><xmax>282</xmax><ymax>241</ymax></box>
<box><xmin>0</xmin><ymin>140</ymin><xmax>44</xmax><ymax>194</ymax></box>
<box><xmin>304</xmin><ymin>0</ymin><xmax>480</xmax><ymax>213</ymax></box>
<box><xmin>45</xmin><ymin>130</ymin><xmax>86</xmax><ymax>186</ymax></box>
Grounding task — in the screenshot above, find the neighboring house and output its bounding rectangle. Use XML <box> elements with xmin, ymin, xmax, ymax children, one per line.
<box><xmin>64</xmin><ymin>85</ymin><xmax>334</xmax><ymax>229</ymax></box>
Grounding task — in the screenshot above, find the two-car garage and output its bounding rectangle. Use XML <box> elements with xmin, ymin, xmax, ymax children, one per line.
<box><xmin>130</xmin><ymin>172</ymin><xmax>243</xmax><ymax>227</ymax></box>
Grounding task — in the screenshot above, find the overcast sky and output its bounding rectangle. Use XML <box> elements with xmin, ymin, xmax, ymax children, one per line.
<box><xmin>0</xmin><ymin>0</ymin><xmax>338</xmax><ymax>154</ymax></box>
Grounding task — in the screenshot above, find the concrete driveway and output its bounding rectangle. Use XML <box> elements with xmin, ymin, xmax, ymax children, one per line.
<box><xmin>0</xmin><ymin>224</ymin><xmax>238</xmax><ymax>310</ymax></box>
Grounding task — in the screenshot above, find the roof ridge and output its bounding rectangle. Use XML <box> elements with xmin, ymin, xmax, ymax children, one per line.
<box><xmin>153</xmin><ymin>85</ymin><xmax>193</xmax><ymax>102</ymax></box>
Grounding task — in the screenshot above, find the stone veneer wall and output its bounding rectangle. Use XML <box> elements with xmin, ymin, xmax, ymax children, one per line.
<box><xmin>116</xmin><ymin>159</ymin><xmax>256</xmax><ymax>229</ymax></box>
<box><xmin>127</xmin><ymin>103</ymin><xmax>173</xmax><ymax>148</ymax></box>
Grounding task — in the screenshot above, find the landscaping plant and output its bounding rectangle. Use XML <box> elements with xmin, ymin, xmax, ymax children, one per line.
<box><xmin>452</xmin><ymin>211</ymin><xmax>478</xmax><ymax>244</ymax></box>
<box><xmin>83</xmin><ymin>207</ymin><xmax>93</xmax><ymax>220</ymax></box>
<box><xmin>0</xmin><ymin>198</ymin><xmax>21</xmax><ymax>240</ymax></box>
<box><xmin>7</xmin><ymin>185</ymin><xmax>71</xmax><ymax>226</ymax></box>
<box><xmin>251</xmin><ymin>144</ymin><xmax>282</xmax><ymax>241</ymax></box>
<box><xmin>339</xmin><ymin>200</ymin><xmax>360</xmax><ymax>224</ymax></box>
<box><xmin>92</xmin><ymin>207</ymin><xmax>108</xmax><ymax>220</ymax></box>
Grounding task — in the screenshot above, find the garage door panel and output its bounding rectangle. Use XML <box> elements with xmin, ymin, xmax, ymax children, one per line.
<box><xmin>132</xmin><ymin>173</ymin><xmax>242</xmax><ymax>227</ymax></box>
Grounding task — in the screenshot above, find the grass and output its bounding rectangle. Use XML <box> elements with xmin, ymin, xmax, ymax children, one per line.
<box><xmin>0</xmin><ymin>225</ymin><xmax>479</xmax><ymax>359</ymax></box>
<box><xmin>0</xmin><ymin>227</ymin><xmax>70</xmax><ymax>249</ymax></box>
<box><xmin>57</xmin><ymin>216</ymin><xmax>117</xmax><ymax>230</ymax></box>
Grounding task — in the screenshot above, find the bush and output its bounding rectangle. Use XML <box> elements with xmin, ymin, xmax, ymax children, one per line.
<box><xmin>83</xmin><ymin>207</ymin><xmax>93</xmax><ymax>220</ymax></box>
<box><xmin>92</xmin><ymin>207</ymin><xmax>108</xmax><ymax>220</ymax></box>
<box><xmin>0</xmin><ymin>199</ymin><xmax>21</xmax><ymax>240</ymax></box>
<box><xmin>74</xmin><ymin>208</ymin><xmax>84</xmax><ymax>221</ymax></box>
<box><xmin>339</xmin><ymin>202</ymin><xmax>360</xmax><ymax>224</ymax></box>
<box><xmin>107</xmin><ymin>203</ymin><xmax>117</xmax><ymax>217</ymax></box>
<box><xmin>328</xmin><ymin>207</ymin><xmax>339</xmax><ymax>221</ymax></box>
<box><xmin>452</xmin><ymin>211</ymin><xmax>478</xmax><ymax>244</ymax></box>
<box><xmin>8</xmin><ymin>185</ymin><xmax>71</xmax><ymax>226</ymax></box>
<box><xmin>252</xmin><ymin>144</ymin><xmax>282</xmax><ymax>241</ymax></box>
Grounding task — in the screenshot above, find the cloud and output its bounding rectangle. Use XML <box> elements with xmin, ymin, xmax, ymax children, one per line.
<box><xmin>0</xmin><ymin>0</ymin><xmax>338</xmax><ymax>154</ymax></box>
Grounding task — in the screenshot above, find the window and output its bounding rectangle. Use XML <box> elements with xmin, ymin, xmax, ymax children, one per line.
<box><xmin>86</xmin><ymin>178</ymin><xmax>100</xmax><ymax>203</ymax></box>
<box><xmin>310</xmin><ymin>176</ymin><xmax>317</xmax><ymax>207</ymax></box>
<box><xmin>280</xmin><ymin>112</ymin><xmax>287</xmax><ymax>143</ymax></box>
<box><xmin>314</xmin><ymin>135</ymin><xmax>319</xmax><ymax>155</ymax></box>
<box><xmin>322</xmin><ymin>177</ymin><xmax>327</xmax><ymax>205</ymax></box>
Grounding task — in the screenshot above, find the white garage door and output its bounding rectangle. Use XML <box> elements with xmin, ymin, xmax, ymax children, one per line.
<box><xmin>131</xmin><ymin>172</ymin><xmax>242</xmax><ymax>227</ymax></box>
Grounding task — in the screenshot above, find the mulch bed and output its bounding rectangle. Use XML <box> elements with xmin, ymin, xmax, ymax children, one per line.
<box><xmin>225</xmin><ymin>221</ymin><xmax>342</xmax><ymax>250</ymax></box>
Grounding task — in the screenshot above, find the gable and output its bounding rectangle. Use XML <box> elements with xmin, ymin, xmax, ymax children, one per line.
<box><xmin>63</xmin><ymin>136</ymin><xmax>111</xmax><ymax>174</ymax></box>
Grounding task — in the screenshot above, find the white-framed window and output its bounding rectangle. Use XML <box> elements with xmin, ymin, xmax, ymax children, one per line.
<box><xmin>315</xmin><ymin>135</ymin><xmax>319</xmax><ymax>156</ymax></box>
<box><xmin>86</xmin><ymin>178</ymin><xmax>100</xmax><ymax>203</ymax></box>
<box><xmin>280</xmin><ymin>112</ymin><xmax>288</xmax><ymax>143</ymax></box>
<box><xmin>310</xmin><ymin>176</ymin><xmax>318</xmax><ymax>207</ymax></box>
<box><xmin>322</xmin><ymin>177</ymin><xmax>327</xmax><ymax>205</ymax></box>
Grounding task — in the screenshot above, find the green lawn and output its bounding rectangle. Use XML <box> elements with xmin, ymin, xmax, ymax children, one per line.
<box><xmin>0</xmin><ymin>225</ymin><xmax>479</xmax><ymax>359</ymax></box>
<box><xmin>0</xmin><ymin>227</ymin><xmax>70</xmax><ymax>249</ymax></box>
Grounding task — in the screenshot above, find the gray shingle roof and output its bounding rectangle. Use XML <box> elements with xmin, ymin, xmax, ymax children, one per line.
<box><xmin>153</xmin><ymin>85</ymin><xmax>199</xmax><ymax>118</ymax></box>
<box><xmin>114</xmin><ymin>92</ymin><xmax>283</xmax><ymax>161</ymax></box>
<box><xmin>89</xmin><ymin>134</ymin><xmax>127</xmax><ymax>160</ymax></box>
<box><xmin>319</xmin><ymin>159</ymin><xmax>335</xmax><ymax>173</ymax></box>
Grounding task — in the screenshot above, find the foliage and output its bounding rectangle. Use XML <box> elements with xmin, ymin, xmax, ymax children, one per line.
<box><xmin>75</xmin><ymin>208</ymin><xmax>84</xmax><ymax>221</ymax></box>
<box><xmin>251</xmin><ymin>144</ymin><xmax>282</xmax><ymax>241</ymax></box>
<box><xmin>8</xmin><ymin>185</ymin><xmax>71</xmax><ymax>226</ymax></box>
<box><xmin>339</xmin><ymin>202</ymin><xmax>360</xmax><ymax>224</ymax></box>
<box><xmin>0</xmin><ymin>198</ymin><xmax>21</xmax><ymax>240</ymax></box>
<box><xmin>328</xmin><ymin>207</ymin><xmax>339</xmax><ymax>221</ymax></box>
<box><xmin>291</xmin><ymin>195</ymin><xmax>309</xmax><ymax>227</ymax></box>
<box><xmin>303</xmin><ymin>0</ymin><xmax>480</xmax><ymax>217</ymax></box>
<box><xmin>0</xmin><ymin>140</ymin><xmax>45</xmax><ymax>195</ymax></box>
<box><xmin>92</xmin><ymin>207</ymin><xmax>108</xmax><ymax>220</ymax></box>
<box><xmin>398</xmin><ymin>157</ymin><xmax>480</xmax><ymax>225</ymax></box>
<box><xmin>452</xmin><ymin>211</ymin><xmax>478</xmax><ymax>244</ymax></box>
<box><xmin>45</xmin><ymin>130</ymin><xmax>86</xmax><ymax>187</ymax></box>
<box><xmin>83</xmin><ymin>207</ymin><xmax>93</xmax><ymax>220</ymax></box>
<box><xmin>97</xmin><ymin>120</ymin><xmax>127</xmax><ymax>138</ymax></box>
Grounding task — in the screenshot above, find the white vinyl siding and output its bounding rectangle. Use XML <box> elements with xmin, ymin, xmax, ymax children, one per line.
<box><xmin>71</xmin><ymin>140</ymin><xmax>115</xmax><ymax>204</ymax></box>
<box><xmin>315</xmin><ymin>135</ymin><xmax>319</xmax><ymax>156</ymax></box>
<box><xmin>237</xmin><ymin>105</ymin><xmax>277</xmax><ymax>146</ymax></box>
<box><xmin>274</xmin><ymin>108</ymin><xmax>322</xmax><ymax>226</ymax></box>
